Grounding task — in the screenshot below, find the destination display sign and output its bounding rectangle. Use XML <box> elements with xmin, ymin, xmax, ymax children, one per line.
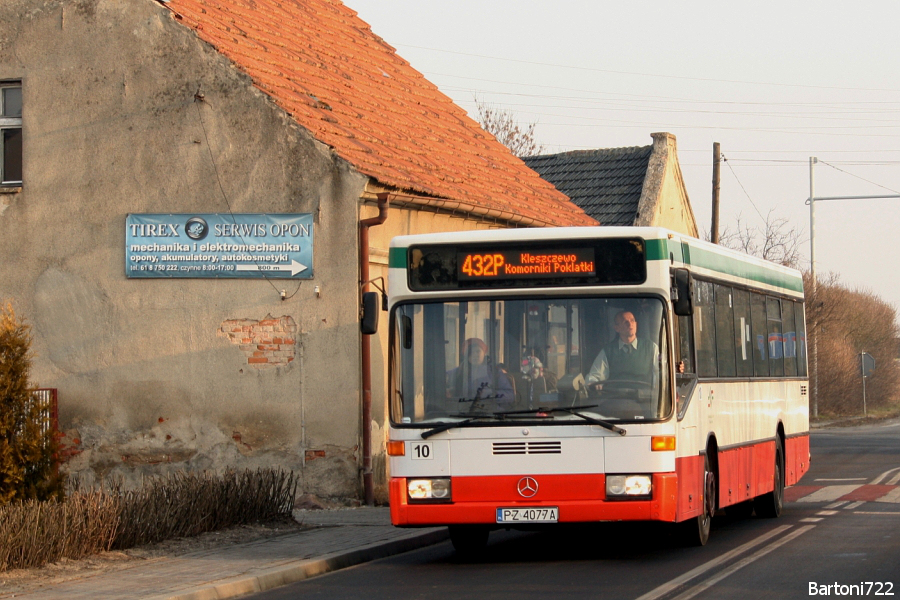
<box><xmin>407</xmin><ymin>238</ymin><xmax>646</xmax><ymax>291</ymax></box>
<box><xmin>126</xmin><ymin>213</ymin><xmax>314</xmax><ymax>279</ymax></box>
<box><xmin>458</xmin><ymin>248</ymin><xmax>596</xmax><ymax>280</ymax></box>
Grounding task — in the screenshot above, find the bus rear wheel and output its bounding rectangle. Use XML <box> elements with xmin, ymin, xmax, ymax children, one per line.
<box><xmin>755</xmin><ymin>436</ymin><xmax>785</xmax><ymax>518</ymax></box>
<box><xmin>681</xmin><ymin>454</ymin><xmax>715</xmax><ymax>546</ymax></box>
<box><xmin>448</xmin><ymin>525</ymin><xmax>489</xmax><ymax>556</ymax></box>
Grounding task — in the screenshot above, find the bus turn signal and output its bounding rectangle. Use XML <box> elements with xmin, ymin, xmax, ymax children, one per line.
<box><xmin>651</xmin><ymin>436</ymin><xmax>676</xmax><ymax>451</ymax></box>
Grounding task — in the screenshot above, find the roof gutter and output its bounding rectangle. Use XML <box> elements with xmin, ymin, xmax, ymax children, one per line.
<box><xmin>359</xmin><ymin>192</ymin><xmax>389</xmax><ymax>507</ymax></box>
<box><xmin>359</xmin><ymin>189</ymin><xmax>548</xmax><ymax>228</ymax></box>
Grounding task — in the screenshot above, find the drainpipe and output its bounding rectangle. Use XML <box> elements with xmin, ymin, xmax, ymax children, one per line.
<box><xmin>359</xmin><ymin>192</ymin><xmax>389</xmax><ymax>506</ymax></box>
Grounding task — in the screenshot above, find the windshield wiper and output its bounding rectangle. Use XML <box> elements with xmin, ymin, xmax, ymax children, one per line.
<box><xmin>421</xmin><ymin>415</ymin><xmax>497</xmax><ymax>439</ymax></box>
<box><xmin>496</xmin><ymin>404</ymin><xmax>626</xmax><ymax>436</ymax></box>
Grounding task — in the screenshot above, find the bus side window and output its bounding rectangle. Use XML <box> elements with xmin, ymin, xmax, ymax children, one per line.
<box><xmin>767</xmin><ymin>297</ymin><xmax>785</xmax><ymax>377</ymax></box>
<box><xmin>732</xmin><ymin>289</ymin><xmax>753</xmax><ymax>377</ymax></box>
<box><xmin>750</xmin><ymin>293</ymin><xmax>769</xmax><ymax>377</ymax></box>
<box><xmin>782</xmin><ymin>301</ymin><xmax>797</xmax><ymax>377</ymax></box>
<box><xmin>795</xmin><ymin>301</ymin><xmax>808</xmax><ymax>376</ymax></box>
<box><xmin>714</xmin><ymin>284</ymin><xmax>736</xmax><ymax>377</ymax></box>
<box><xmin>694</xmin><ymin>280</ymin><xmax>717</xmax><ymax>377</ymax></box>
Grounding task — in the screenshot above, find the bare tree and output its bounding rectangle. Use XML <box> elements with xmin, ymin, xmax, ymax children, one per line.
<box><xmin>474</xmin><ymin>96</ymin><xmax>544</xmax><ymax>158</ymax></box>
<box><xmin>714</xmin><ymin>210</ymin><xmax>805</xmax><ymax>269</ymax></box>
<box><xmin>805</xmin><ymin>274</ymin><xmax>900</xmax><ymax>415</ymax></box>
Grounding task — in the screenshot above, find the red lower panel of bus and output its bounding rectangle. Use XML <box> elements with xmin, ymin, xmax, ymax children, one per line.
<box><xmin>674</xmin><ymin>434</ymin><xmax>811</xmax><ymax>518</ymax></box>
<box><xmin>785</xmin><ymin>434</ymin><xmax>810</xmax><ymax>486</ymax></box>
<box><xmin>390</xmin><ymin>473</ymin><xmax>678</xmax><ymax>526</ymax></box>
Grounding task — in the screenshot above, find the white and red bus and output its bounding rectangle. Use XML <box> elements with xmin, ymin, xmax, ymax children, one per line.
<box><xmin>384</xmin><ymin>227</ymin><xmax>809</xmax><ymax>550</ymax></box>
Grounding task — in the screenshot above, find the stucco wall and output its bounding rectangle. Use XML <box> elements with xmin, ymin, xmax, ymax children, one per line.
<box><xmin>0</xmin><ymin>0</ymin><xmax>367</xmax><ymax>497</ymax></box>
<box><xmin>635</xmin><ymin>133</ymin><xmax>698</xmax><ymax>237</ymax></box>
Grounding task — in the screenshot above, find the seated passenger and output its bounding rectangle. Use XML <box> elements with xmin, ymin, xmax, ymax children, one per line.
<box><xmin>447</xmin><ymin>338</ymin><xmax>515</xmax><ymax>408</ymax></box>
<box><xmin>516</xmin><ymin>355</ymin><xmax>558</xmax><ymax>409</ymax></box>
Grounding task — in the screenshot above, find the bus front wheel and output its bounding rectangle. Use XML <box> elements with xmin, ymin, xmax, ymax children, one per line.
<box><xmin>755</xmin><ymin>436</ymin><xmax>785</xmax><ymax>518</ymax></box>
<box><xmin>681</xmin><ymin>454</ymin><xmax>715</xmax><ymax>546</ymax></box>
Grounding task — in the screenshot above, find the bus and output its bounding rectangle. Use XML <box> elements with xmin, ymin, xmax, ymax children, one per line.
<box><xmin>383</xmin><ymin>227</ymin><xmax>810</xmax><ymax>550</ymax></box>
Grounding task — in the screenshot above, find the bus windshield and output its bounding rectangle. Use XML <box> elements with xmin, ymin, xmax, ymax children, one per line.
<box><xmin>390</xmin><ymin>297</ymin><xmax>671</xmax><ymax>426</ymax></box>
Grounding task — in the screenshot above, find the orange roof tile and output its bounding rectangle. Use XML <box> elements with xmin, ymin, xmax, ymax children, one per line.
<box><xmin>161</xmin><ymin>0</ymin><xmax>595</xmax><ymax>227</ymax></box>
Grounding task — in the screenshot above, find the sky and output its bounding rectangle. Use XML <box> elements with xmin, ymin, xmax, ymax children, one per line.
<box><xmin>348</xmin><ymin>0</ymin><xmax>900</xmax><ymax>311</ymax></box>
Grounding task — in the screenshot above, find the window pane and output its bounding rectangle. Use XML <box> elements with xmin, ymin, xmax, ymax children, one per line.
<box><xmin>767</xmin><ymin>297</ymin><xmax>784</xmax><ymax>377</ymax></box>
<box><xmin>794</xmin><ymin>301</ymin><xmax>808</xmax><ymax>377</ymax></box>
<box><xmin>2</xmin><ymin>128</ymin><xmax>22</xmax><ymax>183</ymax></box>
<box><xmin>715</xmin><ymin>285</ymin><xmax>736</xmax><ymax>377</ymax></box>
<box><xmin>391</xmin><ymin>297</ymin><xmax>673</xmax><ymax>424</ymax></box>
<box><xmin>2</xmin><ymin>87</ymin><xmax>22</xmax><ymax>118</ymax></box>
<box><xmin>695</xmin><ymin>280</ymin><xmax>717</xmax><ymax>377</ymax></box>
<box><xmin>750</xmin><ymin>293</ymin><xmax>769</xmax><ymax>377</ymax></box>
<box><xmin>782</xmin><ymin>302</ymin><xmax>797</xmax><ymax>376</ymax></box>
<box><xmin>732</xmin><ymin>289</ymin><xmax>753</xmax><ymax>377</ymax></box>
<box><xmin>676</xmin><ymin>314</ymin><xmax>694</xmax><ymax>374</ymax></box>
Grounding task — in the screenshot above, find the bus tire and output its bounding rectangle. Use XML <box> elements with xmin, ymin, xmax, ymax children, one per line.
<box><xmin>681</xmin><ymin>454</ymin><xmax>714</xmax><ymax>546</ymax></box>
<box><xmin>755</xmin><ymin>436</ymin><xmax>785</xmax><ymax>518</ymax></box>
<box><xmin>448</xmin><ymin>525</ymin><xmax>489</xmax><ymax>556</ymax></box>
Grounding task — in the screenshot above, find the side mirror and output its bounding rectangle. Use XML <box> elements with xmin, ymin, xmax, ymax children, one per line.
<box><xmin>672</xmin><ymin>269</ymin><xmax>693</xmax><ymax>316</ymax></box>
<box><xmin>361</xmin><ymin>291</ymin><xmax>379</xmax><ymax>335</ymax></box>
<box><xmin>401</xmin><ymin>315</ymin><xmax>413</xmax><ymax>349</ymax></box>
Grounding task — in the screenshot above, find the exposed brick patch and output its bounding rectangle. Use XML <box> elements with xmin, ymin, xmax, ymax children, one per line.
<box><xmin>305</xmin><ymin>449</ymin><xmax>326</xmax><ymax>462</ymax></box>
<box><xmin>218</xmin><ymin>314</ymin><xmax>298</xmax><ymax>369</ymax></box>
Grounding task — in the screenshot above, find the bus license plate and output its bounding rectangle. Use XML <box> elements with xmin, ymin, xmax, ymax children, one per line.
<box><xmin>496</xmin><ymin>507</ymin><xmax>559</xmax><ymax>523</ymax></box>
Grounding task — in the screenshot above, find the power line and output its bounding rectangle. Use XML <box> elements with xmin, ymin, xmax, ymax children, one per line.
<box><xmin>818</xmin><ymin>160</ymin><xmax>900</xmax><ymax>194</ymax></box>
<box><xmin>722</xmin><ymin>155</ymin><xmax>767</xmax><ymax>224</ymax></box>
<box><xmin>398</xmin><ymin>43</ymin><xmax>900</xmax><ymax>93</ymax></box>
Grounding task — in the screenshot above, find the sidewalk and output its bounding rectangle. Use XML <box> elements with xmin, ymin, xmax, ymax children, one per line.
<box><xmin>2</xmin><ymin>508</ymin><xmax>447</xmax><ymax>600</ymax></box>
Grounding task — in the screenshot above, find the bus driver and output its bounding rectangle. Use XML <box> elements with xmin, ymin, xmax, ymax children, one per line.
<box><xmin>586</xmin><ymin>310</ymin><xmax>658</xmax><ymax>390</ymax></box>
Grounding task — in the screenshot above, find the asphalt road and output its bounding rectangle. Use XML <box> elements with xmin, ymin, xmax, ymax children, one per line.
<box><xmin>253</xmin><ymin>420</ymin><xmax>900</xmax><ymax>600</ymax></box>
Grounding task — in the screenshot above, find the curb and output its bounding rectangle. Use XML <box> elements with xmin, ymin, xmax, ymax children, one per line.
<box><xmin>159</xmin><ymin>528</ymin><xmax>448</xmax><ymax>600</ymax></box>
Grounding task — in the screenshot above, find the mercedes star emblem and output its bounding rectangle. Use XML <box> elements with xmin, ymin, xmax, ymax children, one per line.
<box><xmin>517</xmin><ymin>476</ymin><xmax>539</xmax><ymax>498</ymax></box>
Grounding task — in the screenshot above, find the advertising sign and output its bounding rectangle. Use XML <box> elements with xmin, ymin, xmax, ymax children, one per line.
<box><xmin>126</xmin><ymin>213</ymin><xmax>313</xmax><ymax>279</ymax></box>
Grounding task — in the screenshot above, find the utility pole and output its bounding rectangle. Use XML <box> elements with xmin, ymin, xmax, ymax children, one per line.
<box><xmin>809</xmin><ymin>157</ymin><xmax>818</xmax><ymax>418</ymax></box>
<box><xmin>711</xmin><ymin>143</ymin><xmax>721</xmax><ymax>244</ymax></box>
<box><xmin>806</xmin><ymin>157</ymin><xmax>900</xmax><ymax>419</ymax></box>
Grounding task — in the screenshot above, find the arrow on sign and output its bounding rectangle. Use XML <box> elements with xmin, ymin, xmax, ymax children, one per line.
<box><xmin>235</xmin><ymin>260</ymin><xmax>308</xmax><ymax>276</ymax></box>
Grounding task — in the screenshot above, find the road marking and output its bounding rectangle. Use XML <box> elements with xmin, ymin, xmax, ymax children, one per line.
<box><xmin>634</xmin><ymin>526</ymin><xmax>793</xmax><ymax>600</ymax></box>
<box><xmin>875</xmin><ymin>488</ymin><xmax>900</xmax><ymax>503</ymax></box>
<box><xmin>839</xmin><ymin>484</ymin><xmax>898</xmax><ymax>502</ymax></box>
<box><xmin>815</xmin><ymin>478</ymin><xmax>866</xmax><ymax>482</ymax></box>
<box><xmin>800</xmin><ymin>518</ymin><xmax>824</xmax><ymax>523</ymax></box>
<box><xmin>844</xmin><ymin>501</ymin><xmax>865</xmax><ymax>510</ymax></box>
<box><xmin>667</xmin><ymin>526</ymin><xmax>816</xmax><ymax>600</ymax></box>
<box><xmin>796</xmin><ymin>485</ymin><xmax>862</xmax><ymax>502</ymax></box>
<box><xmin>824</xmin><ymin>501</ymin><xmax>848</xmax><ymax>509</ymax></box>
<box><xmin>816</xmin><ymin>511</ymin><xmax>838</xmax><ymax>516</ymax></box>
<box><xmin>853</xmin><ymin>510</ymin><xmax>900</xmax><ymax>515</ymax></box>
<box><xmin>870</xmin><ymin>466</ymin><xmax>900</xmax><ymax>485</ymax></box>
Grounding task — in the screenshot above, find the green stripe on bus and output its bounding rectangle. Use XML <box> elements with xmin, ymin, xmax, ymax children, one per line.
<box><xmin>645</xmin><ymin>239</ymin><xmax>669</xmax><ymax>261</ymax></box>
<box><xmin>646</xmin><ymin>238</ymin><xmax>802</xmax><ymax>293</ymax></box>
<box><xmin>687</xmin><ymin>245</ymin><xmax>803</xmax><ymax>293</ymax></box>
<box><xmin>389</xmin><ymin>247</ymin><xmax>407</xmax><ymax>269</ymax></box>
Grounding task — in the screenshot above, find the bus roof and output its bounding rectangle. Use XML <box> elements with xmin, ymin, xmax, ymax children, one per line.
<box><xmin>389</xmin><ymin>227</ymin><xmax>804</xmax><ymax>298</ymax></box>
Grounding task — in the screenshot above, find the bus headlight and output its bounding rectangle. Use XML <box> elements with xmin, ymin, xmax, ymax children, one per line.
<box><xmin>407</xmin><ymin>478</ymin><xmax>452</xmax><ymax>503</ymax></box>
<box><xmin>606</xmin><ymin>475</ymin><xmax>652</xmax><ymax>499</ymax></box>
